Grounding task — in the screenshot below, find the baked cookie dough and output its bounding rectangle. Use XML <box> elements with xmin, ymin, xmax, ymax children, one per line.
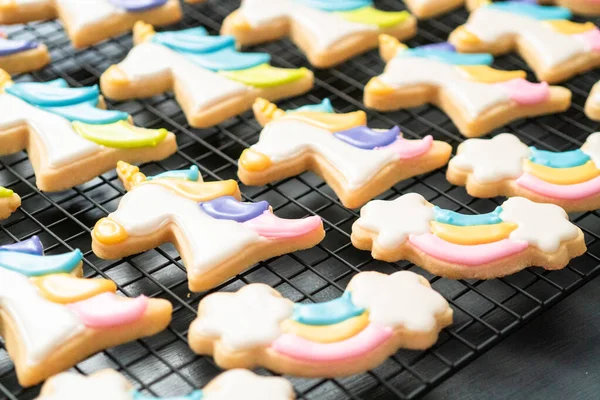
<box><xmin>585</xmin><ymin>81</ymin><xmax>600</xmax><ymax>120</ymax></box>
<box><xmin>0</xmin><ymin>32</ymin><xmax>50</xmax><ymax>74</ymax></box>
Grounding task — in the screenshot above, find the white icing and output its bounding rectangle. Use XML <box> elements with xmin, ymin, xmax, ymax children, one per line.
<box><xmin>464</xmin><ymin>7</ymin><xmax>588</xmax><ymax>69</ymax></box>
<box><xmin>0</xmin><ymin>94</ymin><xmax>102</xmax><ymax>168</ymax></box>
<box><xmin>0</xmin><ymin>268</ymin><xmax>85</xmax><ymax>366</ymax></box>
<box><xmin>238</xmin><ymin>0</ymin><xmax>377</xmax><ymax>51</ymax></box>
<box><xmin>192</xmin><ymin>284</ymin><xmax>294</xmax><ymax>350</ymax></box>
<box><xmin>450</xmin><ymin>133</ymin><xmax>531</xmax><ymax>183</ymax></box>
<box><xmin>203</xmin><ymin>369</ymin><xmax>294</xmax><ymax>400</ymax></box>
<box><xmin>110</xmin><ymin>184</ymin><xmax>261</xmax><ymax>274</ymax></box>
<box><xmin>37</xmin><ymin>370</ymin><xmax>132</xmax><ymax>400</ymax></box>
<box><xmin>350</xmin><ymin>271</ymin><xmax>450</xmax><ymax>332</ymax></box>
<box><xmin>251</xmin><ymin>119</ymin><xmax>400</xmax><ymax>190</ymax></box>
<box><xmin>55</xmin><ymin>0</ymin><xmax>121</xmax><ymax>30</ymax></box>
<box><xmin>355</xmin><ymin>193</ymin><xmax>434</xmax><ymax>249</ymax></box>
<box><xmin>378</xmin><ymin>57</ymin><xmax>511</xmax><ymax>120</ymax></box>
<box><xmin>582</xmin><ymin>132</ymin><xmax>600</xmax><ymax>169</ymax></box>
<box><xmin>500</xmin><ymin>197</ymin><xmax>579</xmax><ymax>253</ymax></box>
<box><xmin>116</xmin><ymin>42</ymin><xmax>250</xmax><ymax>112</ymax></box>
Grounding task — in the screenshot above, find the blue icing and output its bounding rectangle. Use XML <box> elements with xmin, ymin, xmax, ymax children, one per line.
<box><xmin>200</xmin><ymin>196</ymin><xmax>269</xmax><ymax>223</ymax></box>
<box><xmin>147</xmin><ymin>166</ymin><xmax>200</xmax><ymax>182</ymax></box>
<box><xmin>6</xmin><ymin>81</ymin><xmax>99</xmax><ymax>107</ymax></box>
<box><xmin>293</xmin><ymin>0</ymin><xmax>373</xmax><ymax>11</ymax></box>
<box><xmin>529</xmin><ymin>147</ymin><xmax>590</xmax><ymax>168</ymax></box>
<box><xmin>487</xmin><ymin>2</ymin><xmax>572</xmax><ymax>20</ymax></box>
<box><xmin>183</xmin><ymin>47</ymin><xmax>271</xmax><ymax>72</ymax></box>
<box><xmin>43</xmin><ymin>100</ymin><xmax>129</xmax><ymax>124</ymax></box>
<box><xmin>288</xmin><ymin>98</ymin><xmax>334</xmax><ymax>114</ymax></box>
<box><xmin>292</xmin><ymin>291</ymin><xmax>365</xmax><ymax>326</ymax></box>
<box><xmin>152</xmin><ymin>27</ymin><xmax>235</xmax><ymax>54</ymax></box>
<box><xmin>45</xmin><ymin>78</ymin><xmax>69</xmax><ymax>88</ymax></box>
<box><xmin>334</xmin><ymin>126</ymin><xmax>399</xmax><ymax>149</ymax></box>
<box><xmin>433</xmin><ymin>206</ymin><xmax>503</xmax><ymax>226</ymax></box>
<box><xmin>132</xmin><ymin>390</ymin><xmax>203</xmax><ymax>400</ymax></box>
<box><xmin>0</xmin><ymin>249</ymin><xmax>83</xmax><ymax>277</ymax></box>
<box><xmin>0</xmin><ymin>236</ymin><xmax>44</xmax><ymax>256</ymax></box>
<box><xmin>399</xmin><ymin>48</ymin><xmax>493</xmax><ymax>66</ymax></box>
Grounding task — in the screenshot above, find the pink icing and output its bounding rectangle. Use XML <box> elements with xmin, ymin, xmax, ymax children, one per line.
<box><xmin>376</xmin><ymin>135</ymin><xmax>434</xmax><ymax>159</ymax></box>
<box><xmin>576</xmin><ymin>29</ymin><xmax>600</xmax><ymax>52</ymax></box>
<box><xmin>409</xmin><ymin>234</ymin><xmax>528</xmax><ymax>266</ymax></box>
<box><xmin>271</xmin><ymin>323</ymin><xmax>393</xmax><ymax>362</ymax></box>
<box><xmin>516</xmin><ymin>172</ymin><xmax>600</xmax><ymax>200</ymax></box>
<box><xmin>242</xmin><ymin>211</ymin><xmax>322</xmax><ymax>239</ymax></box>
<box><xmin>496</xmin><ymin>79</ymin><xmax>549</xmax><ymax>105</ymax></box>
<box><xmin>67</xmin><ymin>293</ymin><xmax>148</xmax><ymax>328</ymax></box>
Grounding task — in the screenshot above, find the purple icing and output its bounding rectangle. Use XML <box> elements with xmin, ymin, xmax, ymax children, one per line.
<box><xmin>334</xmin><ymin>126</ymin><xmax>400</xmax><ymax>150</ymax></box>
<box><xmin>0</xmin><ymin>38</ymin><xmax>39</xmax><ymax>57</ymax></box>
<box><xmin>0</xmin><ymin>236</ymin><xmax>44</xmax><ymax>256</ymax></box>
<box><xmin>108</xmin><ymin>0</ymin><xmax>168</xmax><ymax>12</ymax></box>
<box><xmin>418</xmin><ymin>42</ymin><xmax>456</xmax><ymax>52</ymax></box>
<box><xmin>200</xmin><ymin>196</ymin><xmax>270</xmax><ymax>223</ymax></box>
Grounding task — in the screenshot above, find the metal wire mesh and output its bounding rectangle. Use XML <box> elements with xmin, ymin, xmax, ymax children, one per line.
<box><xmin>1</xmin><ymin>1</ymin><xmax>600</xmax><ymax>399</ymax></box>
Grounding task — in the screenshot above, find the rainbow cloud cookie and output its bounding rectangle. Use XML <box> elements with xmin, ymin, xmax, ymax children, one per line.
<box><xmin>0</xmin><ymin>31</ymin><xmax>50</xmax><ymax>74</ymax></box>
<box><xmin>449</xmin><ymin>1</ymin><xmax>600</xmax><ymax>83</ymax></box>
<box><xmin>0</xmin><ymin>0</ymin><xmax>182</xmax><ymax>48</ymax></box>
<box><xmin>92</xmin><ymin>162</ymin><xmax>325</xmax><ymax>292</ymax></box>
<box><xmin>100</xmin><ymin>22</ymin><xmax>314</xmax><ymax>128</ymax></box>
<box><xmin>352</xmin><ymin>194</ymin><xmax>585</xmax><ymax>280</ymax></box>
<box><xmin>0</xmin><ymin>70</ymin><xmax>176</xmax><ymax>192</ymax></box>
<box><xmin>0</xmin><ymin>236</ymin><xmax>172</xmax><ymax>386</ymax></box>
<box><xmin>221</xmin><ymin>0</ymin><xmax>417</xmax><ymax>68</ymax></box>
<box><xmin>239</xmin><ymin>98</ymin><xmax>452</xmax><ymax>208</ymax></box>
<box><xmin>189</xmin><ymin>270</ymin><xmax>452</xmax><ymax>377</ymax></box>
<box><xmin>0</xmin><ymin>187</ymin><xmax>20</xmax><ymax>219</ymax></box>
<box><xmin>364</xmin><ymin>35</ymin><xmax>571</xmax><ymax>138</ymax></box>
<box><xmin>37</xmin><ymin>369</ymin><xmax>294</xmax><ymax>400</ymax></box>
<box><xmin>448</xmin><ymin>133</ymin><xmax>600</xmax><ymax>212</ymax></box>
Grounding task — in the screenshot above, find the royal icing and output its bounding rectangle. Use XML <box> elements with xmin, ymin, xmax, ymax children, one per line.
<box><xmin>37</xmin><ymin>370</ymin><xmax>133</xmax><ymax>400</ymax></box>
<box><xmin>0</xmin><ymin>235</ymin><xmax>44</xmax><ymax>255</ymax></box>
<box><xmin>67</xmin><ymin>293</ymin><xmax>148</xmax><ymax>328</ymax></box>
<box><xmin>0</xmin><ymin>37</ymin><xmax>39</xmax><ymax>57</ymax></box>
<box><xmin>0</xmin><ymin>248</ymin><xmax>83</xmax><ymax>277</ymax></box>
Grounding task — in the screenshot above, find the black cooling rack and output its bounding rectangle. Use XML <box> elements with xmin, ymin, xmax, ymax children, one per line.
<box><xmin>2</xmin><ymin>1</ymin><xmax>600</xmax><ymax>399</ymax></box>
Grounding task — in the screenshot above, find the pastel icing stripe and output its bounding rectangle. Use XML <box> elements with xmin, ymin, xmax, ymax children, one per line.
<box><xmin>376</xmin><ymin>135</ymin><xmax>434</xmax><ymax>159</ymax></box>
<box><xmin>433</xmin><ymin>206</ymin><xmax>503</xmax><ymax>226</ymax></box>
<box><xmin>496</xmin><ymin>79</ymin><xmax>549</xmax><ymax>105</ymax></box>
<box><xmin>147</xmin><ymin>166</ymin><xmax>201</xmax><ymax>182</ymax></box>
<box><xmin>72</xmin><ymin>121</ymin><xmax>169</xmax><ymax>148</ymax></box>
<box><xmin>337</xmin><ymin>7</ymin><xmax>411</xmax><ymax>29</ymax></box>
<box><xmin>108</xmin><ymin>0</ymin><xmax>169</xmax><ymax>12</ymax></box>
<box><xmin>288</xmin><ymin>98</ymin><xmax>334</xmax><ymax>114</ymax></box>
<box><xmin>242</xmin><ymin>211</ymin><xmax>323</xmax><ymax>239</ymax></box>
<box><xmin>6</xmin><ymin>81</ymin><xmax>99</xmax><ymax>107</ymax></box>
<box><xmin>398</xmin><ymin>47</ymin><xmax>494</xmax><ymax>66</ymax></box>
<box><xmin>0</xmin><ymin>186</ymin><xmax>14</xmax><ymax>198</ymax></box>
<box><xmin>44</xmin><ymin>100</ymin><xmax>129</xmax><ymax>125</ymax></box>
<box><xmin>67</xmin><ymin>293</ymin><xmax>148</xmax><ymax>328</ymax></box>
<box><xmin>283</xmin><ymin>313</ymin><xmax>369</xmax><ymax>343</ymax></box>
<box><xmin>0</xmin><ymin>38</ymin><xmax>39</xmax><ymax>57</ymax></box>
<box><xmin>183</xmin><ymin>48</ymin><xmax>271</xmax><ymax>72</ymax></box>
<box><xmin>200</xmin><ymin>196</ymin><xmax>270</xmax><ymax>222</ymax></box>
<box><xmin>294</xmin><ymin>0</ymin><xmax>373</xmax><ymax>11</ymax></box>
<box><xmin>132</xmin><ymin>391</ymin><xmax>204</xmax><ymax>400</ymax></box>
<box><xmin>523</xmin><ymin>160</ymin><xmax>600</xmax><ymax>185</ymax></box>
<box><xmin>153</xmin><ymin>27</ymin><xmax>235</xmax><ymax>53</ymax></box>
<box><xmin>529</xmin><ymin>147</ymin><xmax>590</xmax><ymax>168</ymax></box>
<box><xmin>516</xmin><ymin>173</ymin><xmax>600</xmax><ymax>200</ymax></box>
<box><xmin>430</xmin><ymin>222</ymin><xmax>517</xmax><ymax>245</ymax></box>
<box><xmin>0</xmin><ymin>236</ymin><xmax>44</xmax><ymax>256</ymax></box>
<box><xmin>0</xmin><ymin>249</ymin><xmax>83</xmax><ymax>277</ymax></box>
<box><xmin>292</xmin><ymin>291</ymin><xmax>365</xmax><ymax>326</ymax></box>
<box><xmin>487</xmin><ymin>2</ymin><xmax>572</xmax><ymax>20</ymax></box>
<box><xmin>219</xmin><ymin>64</ymin><xmax>310</xmax><ymax>88</ymax></box>
<box><xmin>334</xmin><ymin>126</ymin><xmax>400</xmax><ymax>149</ymax></box>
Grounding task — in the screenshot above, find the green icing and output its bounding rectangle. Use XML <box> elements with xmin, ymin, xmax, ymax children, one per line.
<box><xmin>72</xmin><ymin>120</ymin><xmax>168</xmax><ymax>149</ymax></box>
<box><xmin>0</xmin><ymin>187</ymin><xmax>14</xmax><ymax>198</ymax></box>
<box><xmin>219</xmin><ymin>64</ymin><xmax>309</xmax><ymax>88</ymax></box>
<box><xmin>337</xmin><ymin>7</ymin><xmax>411</xmax><ymax>28</ymax></box>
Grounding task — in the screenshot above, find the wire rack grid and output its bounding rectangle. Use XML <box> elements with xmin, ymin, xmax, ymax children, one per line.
<box><xmin>1</xmin><ymin>1</ymin><xmax>600</xmax><ymax>399</ymax></box>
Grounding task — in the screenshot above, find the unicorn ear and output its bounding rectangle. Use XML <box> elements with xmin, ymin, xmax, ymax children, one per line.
<box><xmin>116</xmin><ymin>161</ymin><xmax>146</xmax><ymax>191</ymax></box>
<box><xmin>253</xmin><ymin>98</ymin><xmax>285</xmax><ymax>127</ymax></box>
<box><xmin>133</xmin><ymin>21</ymin><xmax>156</xmax><ymax>45</ymax></box>
<box><xmin>378</xmin><ymin>34</ymin><xmax>407</xmax><ymax>62</ymax></box>
<box><xmin>0</xmin><ymin>69</ymin><xmax>12</xmax><ymax>92</ymax></box>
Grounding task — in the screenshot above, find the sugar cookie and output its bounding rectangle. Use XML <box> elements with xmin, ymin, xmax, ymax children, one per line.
<box><xmin>92</xmin><ymin>162</ymin><xmax>325</xmax><ymax>292</ymax></box>
<box><xmin>0</xmin><ymin>236</ymin><xmax>172</xmax><ymax>386</ymax></box>
<box><xmin>585</xmin><ymin>81</ymin><xmax>600</xmax><ymax>120</ymax></box>
<box><xmin>447</xmin><ymin>133</ymin><xmax>600</xmax><ymax>212</ymax></box>
<box><xmin>221</xmin><ymin>0</ymin><xmax>417</xmax><ymax>68</ymax></box>
<box><xmin>449</xmin><ymin>1</ymin><xmax>600</xmax><ymax>83</ymax></box>
<box><xmin>352</xmin><ymin>194</ymin><xmax>586</xmax><ymax>280</ymax></box>
<box><xmin>37</xmin><ymin>369</ymin><xmax>294</xmax><ymax>399</ymax></box>
<box><xmin>238</xmin><ymin>98</ymin><xmax>452</xmax><ymax>209</ymax></box>
<box><xmin>539</xmin><ymin>0</ymin><xmax>600</xmax><ymax>15</ymax></box>
<box><xmin>189</xmin><ymin>270</ymin><xmax>452</xmax><ymax>377</ymax></box>
<box><xmin>364</xmin><ymin>36</ymin><xmax>571</xmax><ymax>138</ymax></box>
<box><xmin>0</xmin><ymin>32</ymin><xmax>50</xmax><ymax>74</ymax></box>
<box><xmin>0</xmin><ymin>187</ymin><xmax>20</xmax><ymax>219</ymax></box>
<box><xmin>0</xmin><ymin>0</ymin><xmax>182</xmax><ymax>48</ymax></box>
<box><xmin>101</xmin><ymin>22</ymin><xmax>314</xmax><ymax>128</ymax></box>
<box><xmin>403</xmin><ymin>0</ymin><xmax>471</xmax><ymax>18</ymax></box>
<box><xmin>0</xmin><ymin>71</ymin><xmax>177</xmax><ymax>192</ymax></box>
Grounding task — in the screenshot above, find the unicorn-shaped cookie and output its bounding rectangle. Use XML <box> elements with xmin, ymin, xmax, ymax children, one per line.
<box><xmin>239</xmin><ymin>98</ymin><xmax>452</xmax><ymax>208</ymax></box>
<box><xmin>100</xmin><ymin>22</ymin><xmax>314</xmax><ymax>128</ymax></box>
<box><xmin>364</xmin><ymin>35</ymin><xmax>571</xmax><ymax>137</ymax></box>
<box><xmin>189</xmin><ymin>270</ymin><xmax>452</xmax><ymax>377</ymax></box>
<box><xmin>221</xmin><ymin>0</ymin><xmax>417</xmax><ymax>67</ymax></box>
<box><xmin>92</xmin><ymin>162</ymin><xmax>325</xmax><ymax>292</ymax></box>
<box><xmin>0</xmin><ymin>31</ymin><xmax>49</xmax><ymax>74</ymax></box>
<box><xmin>0</xmin><ymin>70</ymin><xmax>176</xmax><ymax>191</ymax></box>
<box><xmin>352</xmin><ymin>193</ymin><xmax>586</xmax><ymax>279</ymax></box>
<box><xmin>0</xmin><ymin>236</ymin><xmax>172</xmax><ymax>386</ymax></box>
<box><xmin>449</xmin><ymin>1</ymin><xmax>600</xmax><ymax>82</ymax></box>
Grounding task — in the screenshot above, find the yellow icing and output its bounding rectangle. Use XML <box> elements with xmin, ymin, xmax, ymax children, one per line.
<box><xmin>0</xmin><ymin>186</ymin><xmax>14</xmax><ymax>198</ymax></box>
<box><xmin>140</xmin><ymin>179</ymin><xmax>241</xmax><ymax>202</ymax></box>
<box><xmin>117</xmin><ymin>161</ymin><xmax>148</xmax><ymax>191</ymax></box>
<box><xmin>337</xmin><ymin>7</ymin><xmax>411</xmax><ymax>28</ymax></box>
<box><xmin>133</xmin><ymin>21</ymin><xmax>156</xmax><ymax>44</ymax></box>
<box><xmin>253</xmin><ymin>98</ymin><xmax>286</xmax><ymax>126</ymax></box>
<box><xmin>378</xmin><ymin>34</ymin><xmax>407</xmax><ymax>61</ymax></box>
<box><xmin>103</xmin><ymin>65</ymin><xmax>130</xmax><ymax>86</ymax></box>
<box><xmin>280</xmin><ymin>111</ymin><xmax>367</xmax><ymax>132</ymax></box>
<box><xmin>219</xmin><ymin>64</ymin><xmax>310</xmax><ymax>88</ymax></box>
<box><xmin>93</xmin><ymin>218</ymin><xmax>129</xmax><ymax>245</ymax></box>
<box><xmin>365</xmin><ymin>78</ymin><xmax>395</xmax><ymax>96</ymax></box>
<box><xmin>430</xmin><ymin>221</ymin><xmax>518</xmax><ymax>245</ymax></box>
<box><xmin>239</xmin><ymin>149</ymin><xmax>273</xmax><ymax>172</ymax></box>
<box><xmin>72</xmin><ymin>120</ymin><xmax>168</xmax><ymax>149</ymax></box>
<box><xmin>453</xmin><ymin>26</ymin><xmax>482</xmax><ymax>45</ymax></box>
<box><xmin>281</xmin><ymin>313</ymin><xmax>370</xmax><ymax>343</ymax></box>
<box><xmin>545</xmin><ymin>20</ymin><xmax>596</xmax><ymax>34</ymax></box>
<box><xmin>31</xmin><ymin>274</ymin><xmax>117</xmax><ymax>304</ymax></box>
<box><xmin>458</xmin><ymin>65</ymin><xmax>527</xmax><ymax>83</ymax></box>
<box><xmin>523</xmin><ymin>159</ymin><xmax>600</xmax><ymax>185</ymax></box>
